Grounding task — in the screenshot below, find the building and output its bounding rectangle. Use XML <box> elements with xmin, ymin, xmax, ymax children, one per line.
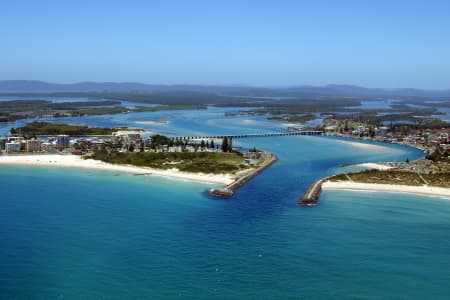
<box><xmin>378</xmin><ymin>126</ymin><xmax>389</xmax><ymax>136</ymax></box>
<box><xmin>8</xmin><ymin>136</ymin><xmax>24</xmax><ymax>143</ymax></box>
<box><xmin>144</xmin><ymin>138</ymin><xmax>152</xmax><ymax>147</ymax></box>
<box><xmin>26</xmin><ymin>139</ymin><xmax>42</xmax><ymax>152</ymax></box>
<box><xmin>5</xmin><ymin>142</ymin><xmax>21</xmax><ymax>153</ymax></box>
<box><xmin>0</xmin><ymin>137</ymin><xmax>6</xmax><ymax>150</ymax></box>
<box><xmin>56</xmin><ymin>135</ymin><xmax>70</xmax><ymax>148</ymax></box>
<box><xmin>41</xmin><ymin>142</ymin><xmax>55</xmax><ymax>152</ymax></box>
<box><xmin>113</xmin><ymin>130</ymin><xmax>141</xmax><ymax>141</ymax></box>
<box><xmin>355</xmin><ymin>125</ymin><xmax>366</xmax><ymax>133</ymax></box>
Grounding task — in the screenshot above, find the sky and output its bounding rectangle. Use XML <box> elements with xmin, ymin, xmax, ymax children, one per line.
<box><xmin>1</xmin><ymin>0</ymin><xmax>450</xmax><ymax>89</ymax></box>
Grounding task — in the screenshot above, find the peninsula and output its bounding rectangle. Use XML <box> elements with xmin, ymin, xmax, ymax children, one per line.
<box><xmin>0</xmin><ymin>123</ymin><xmax>275</xmax><ymax>189</ymax></box>
<box><xmin>300</xmin><ymin>147</ymin><xmax>450</xmax><ymax>205</ymax></box>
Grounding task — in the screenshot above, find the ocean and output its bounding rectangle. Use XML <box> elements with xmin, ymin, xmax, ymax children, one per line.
<box><xmin>1</xmin><ymin>106</ymin><xmax>450</xmax><ymax>299</ymax></box>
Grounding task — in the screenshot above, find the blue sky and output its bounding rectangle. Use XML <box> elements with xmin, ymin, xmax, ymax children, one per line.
<box><xmin>1</xmin><ymin>0</ymin><xmax>449</xmax><ymax>88</ymax></box>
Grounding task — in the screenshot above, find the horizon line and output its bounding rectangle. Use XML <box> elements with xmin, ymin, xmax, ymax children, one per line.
<box><xmin>0</xmin><ymin>79</ymin><xmax>449</xmax><ymax>92</ymax></box>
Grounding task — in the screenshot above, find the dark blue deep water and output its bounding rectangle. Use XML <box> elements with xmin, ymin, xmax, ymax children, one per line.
<box><xmin>1</xmin><ymin>107</ymin><xmax>449</xmax><ymax>299</ymax></box>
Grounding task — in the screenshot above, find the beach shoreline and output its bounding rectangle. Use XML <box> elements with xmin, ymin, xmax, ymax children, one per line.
<box><xmin>336</xmin><ymin>139</ymin><xmax>393</xmax><ymax>151</ymax></box>
<box><xmin>345</xmin><ymin>162</ymin><xmax>393</xmax><ymax>170</ymax></box>
<box><xmin>0</xmin><ymin>154</ymin><xmax>234</xmax><ymax>185</ymax></box>
<box><xmin>325</xmin><ymin>134</ymin><xmax>428</xmax><ymax>159</ymax></box>
<box><xmin>322</xmin><ymin>181</ymin><xmax>450</xmax><ymax>198</ymax></box>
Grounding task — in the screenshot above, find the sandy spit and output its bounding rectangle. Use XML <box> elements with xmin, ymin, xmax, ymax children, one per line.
<box><xmin>322</xmin><ymin>181</ymin><xmax>450</xmax><ymax>198</ymax></box>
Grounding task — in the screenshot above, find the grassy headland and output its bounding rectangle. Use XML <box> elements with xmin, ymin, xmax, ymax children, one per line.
<box><xmin>330</xmin><ymin>149</ymin><xmax>450</xmax><ymax>188</ymax></box>
<box><xmin>329</xmin><ymin>169</ymin><xmax>450</xmax><ymax>188</ymax></box>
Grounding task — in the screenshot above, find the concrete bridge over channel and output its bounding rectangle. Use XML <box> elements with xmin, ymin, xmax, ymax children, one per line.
<box><xmin>170</xmin><ymin>130</ymin><xmax>323</xmax><ymax>141</ymax></box>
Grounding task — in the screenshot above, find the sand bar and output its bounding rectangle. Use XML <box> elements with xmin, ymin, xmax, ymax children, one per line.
<box><xmin>0</xmin><ymin>154</ymin><xmax>234</xmax><ymax>185</ymax></box>
<box><xmin>336</xmin><ymin>139</ymin><xmax>393</xmax><ymax>152</ymax></box>
<box><xmin>322</xmin><ymin>181</ymin><xmax>450</xmax><ymax>198</ymax></box>
<box><xmin>351</xmin><ymin>162</ymin><xmax>393</xmax><ymax>170</ymax></box>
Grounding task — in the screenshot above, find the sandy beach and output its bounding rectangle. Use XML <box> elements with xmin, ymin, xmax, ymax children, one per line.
<box><xmin>0</xmin><ymin>154</ymin><xmax>234</xmax><ymax>185</ymax></box>
<box><xmin>337</xmin><ymin>139</ymin><xmax>393</xmax><ymax>152</ymax></box>
<box><xmin>322</xmin><ymin>181</ymin><xmax>450</xmax><ymax>198</ymax></box>
<box><xmin>351</xmin><ymin>162</ymin><xmax>393</xmax><ymax>170</ymax></box>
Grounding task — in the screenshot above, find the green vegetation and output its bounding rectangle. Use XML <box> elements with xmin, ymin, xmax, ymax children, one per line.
<box><xmin>12</xmin><ymin>122</ymin><xmax>113</xmax><ymax>136</ymax></box>
<box><xmin>0</xmin><ymin>99</ymin><xmax>121</xmax><ymax>122</ymax></box>
<box><xmin>426</xmin><ymin>148</ymin><xmax>450</xmax><ymax>162</ymax></box>
<box><xmin>88</xmin><ymin>150</ymin><xmax>248</xmax><ymax>174</ymax></box>
<box><xmin>330</xmin><ymin>169</ymin><xmax>450</xmax><ymax>188</ymax></box>
<box><xmin>268</xmin><ymin>114</ymin><xmax>316</xmax><ymax>123</ymax></box>
<box><xmin>221</xmin><ymin>137</ymin><xmax>233</xmax><ymax>152</ymax></box>
<box><xmin>70</xmin><ymin>106</ymin><xmax>128</xmax><ymax>116</ymax></box>
<box><xmin>70</xmin><ymin>104</ymin><xmax>207</xmax><ymax>116</ymax></box>
<box><xmin>0</xmin><ymin>98</ymin><xmax>206</xmax><ymax>122</ymax></box>
<box><xmin>328</xmin><ymin>111</ymin><xmax>447</xmax><ymax>130</ymax></box>
<box><xmin>150</xmin><ymin>134</ymin><xmax>172</xmax><ymax>147</ymax></box>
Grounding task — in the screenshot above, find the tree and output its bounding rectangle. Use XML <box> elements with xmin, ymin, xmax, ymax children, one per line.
<box><xmin>200</xmin><ymin>140</ymin><xmax>206</xmax><ymax>149</ymax></box>
<box><xmin>221</xmin><ymin>137</ymin><xmax>228</xmax><ymax>152</ymax></box>
<box><xmin>151</xmin><ymin>134</ymin><xmax>171</xmax><ymax>147</ymax></box>
<box><xmin>228</xmin><ymin>137</ymin><xmax>233</xmax><ymax>152</ymax></box>
<box><xmin>210</xmin><ymin>140</ymin><xmax>215</xmax><ymax>149</ymax></box>
<box><xmin>405</xmin><ymin>158</ymin><xmax>410</xmax><ymax>164</ymax></box>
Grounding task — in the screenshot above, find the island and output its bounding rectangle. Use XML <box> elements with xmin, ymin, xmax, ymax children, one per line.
<box><xmin>11</xmin><ymin>121</ymin><xmax>115</xmax><ymax>136</ymax></box>
<box><xmin>267</xmin><ymin>113</ymin><xmax>317</xmax><ymax>124</ymax></box>
<box><xmin>0</xmin><ymin>98</ymin><xmax>206</xmax><ymax>122</ymax></box>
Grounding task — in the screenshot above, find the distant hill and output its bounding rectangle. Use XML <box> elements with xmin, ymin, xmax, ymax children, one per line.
<box><xmin>0</xmin><ymin>80</ymin><xmax>449</xmax><ymax>98</ymax></box>
<box><xmin>0</xmin><ymin>80</ymin><xmax>162</xmax><ymax>92</ymax></box>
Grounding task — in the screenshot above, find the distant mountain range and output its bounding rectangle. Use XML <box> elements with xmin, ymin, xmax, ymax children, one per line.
<box><xmin>0</xmin><ymin>80</ymin><xmax>449</xmax><ymax>98</ymax></box>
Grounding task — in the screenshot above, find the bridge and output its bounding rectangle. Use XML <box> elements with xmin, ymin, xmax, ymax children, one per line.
<box><xmin>170</xmin><ymin>130</ymin><xmax>323</xmax><ymax>141</ymax></box>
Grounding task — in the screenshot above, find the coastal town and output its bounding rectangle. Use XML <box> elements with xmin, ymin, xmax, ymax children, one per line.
<box><xmin>0</xmin><ymin>122</ymin><xmax>276</xmax><ymax>190</ymax></box>
<box><xmin>0</xmin><ymin>122</ymin><xmax>234</xmax><ymax>155</ymax></box>
<box><xmin>295</xmin><ymin>117</ymin><xmax>450</xmax><ymax>205</ymax></box>
<box><xmin>1</xmin><ymin>116</ymin><xmax>449</xmax><ymax>201</ymax></box>
<box><xmin>320</xmin><ymin>117</ymin><xmax>449</xmax><ymax>152</ymax></box>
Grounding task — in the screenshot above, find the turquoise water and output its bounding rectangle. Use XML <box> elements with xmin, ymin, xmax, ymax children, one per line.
<box><xmin>2</xmin><ymin>107</ymin><xmax>450</xmax><ymax>299</ymax></box>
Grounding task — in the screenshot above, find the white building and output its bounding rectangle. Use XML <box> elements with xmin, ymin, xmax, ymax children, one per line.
<box><xmin>8</xmin><ymin>136</ymin><xmax>24</xmax><ymax>143</ymax></box>
<box><xmin>5</xmin><ymin>142</ymin><xmax>21</xmax><ymax>153</ymax></box>
<box><xmin>355</xmin><ymin>125</ymin><xmax>365</xmax><ymax>133</ymax></box>
<box><xmin>113</xmin><ymin>130</ymin><xmax>141</xmax><ymax>141</ymax></box>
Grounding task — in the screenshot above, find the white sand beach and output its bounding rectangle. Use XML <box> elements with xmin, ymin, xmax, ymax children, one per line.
<box><xmin>322</xmin><ymin>181</ymin><xmax>450</xmax><ymax>198</ymax></box>
<box><xmin>0</xmin><ymin>154</ymin><xmax>234</xmax><ymax>185</ymax></box>
<box><xmin>337</xmin><ymin>140</ymin><xmax>393</xmax><ymax>152</ymax></box>
<box><xmin>351</xmin><ymin>162</ymin><xmax>393</xmax><ymax>170</ymax></box>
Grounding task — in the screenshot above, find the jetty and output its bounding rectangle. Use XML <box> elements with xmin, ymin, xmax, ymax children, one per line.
<box><xmin>298</xmin><ymin>176</ymin><xmax>331</xmax><ymax>206</ymax></box>
<box><xmin>171</xmin><ymin>131</ymin><xmax>323</xmax><ymax>141</ymax></box>
<box><xmin>210</xmin><ymin>153</ymin><xmax>278</xmax><ymax>197</ymax></box>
